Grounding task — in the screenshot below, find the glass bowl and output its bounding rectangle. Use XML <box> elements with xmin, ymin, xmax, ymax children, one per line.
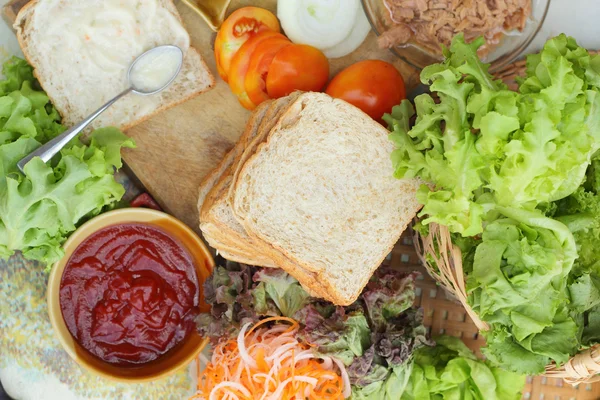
<box><xmin>362</xmin><ymin>0</ymin><xmax>550</xmax><ymax>72</ymax></box>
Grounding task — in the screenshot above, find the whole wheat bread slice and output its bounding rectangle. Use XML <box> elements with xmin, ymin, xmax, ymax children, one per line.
<box><xmin>231</xmin><ymin>92</ymin><xmax>422</xmax><ymax>305</ymax></box>
<box><xmin>196</xmin><ymin>104</ymin><xmax>274</xmax><ymax>266</ymax></box>
<box><xmin>213</xmin><ymin>247</ymin><xmax>321</xmax><ymax>298</ymax></box>
<box><xmin>198</xmin><ymin>94</ymin><xmax>330</xmax><ymax>298</ymax></box>
<box><xmin>202</xmin><ymin>225</ymin><xmax>277</xmax><ymax>267</ymax></box>
<box><xmin>200</xmin><ymin>95</ymin><xmax>298</xmax><ymax>257</ymax></box>
<box><xmin>199</xmin><ymin>101</ymin><xmax>278</xmax><ymax>257</ymax></box>
<box><xmin>197</xmin><ymin>101</ymin><xmax>272</xmax><ymax>214</ymax></box>
<box><xmin>14</xmin><ymin>0</ymin><xmax>215</xmax><ymax>132</ymax></box>
<box><xmin>226</xmin><ymin>92</ymin><xmax>299</xmax><ymax>205</ymax></box>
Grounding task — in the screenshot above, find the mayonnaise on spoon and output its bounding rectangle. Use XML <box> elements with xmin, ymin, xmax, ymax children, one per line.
<box><xmin>129</xmin><ymin>45</ymin><xmax>183</xmax><ymax>95</ymax></box>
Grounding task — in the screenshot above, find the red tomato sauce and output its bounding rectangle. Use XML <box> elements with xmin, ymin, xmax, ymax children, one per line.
<box><xmin>59</xmin><ymin>223</ymin><xmax>200</xmax><ymax>366</ymax></box>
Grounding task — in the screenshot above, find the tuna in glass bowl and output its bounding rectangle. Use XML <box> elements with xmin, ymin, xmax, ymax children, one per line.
<box><xmin>362</xmin><ymin>0</ymin><xmax>550</xmax><ymax>71</ymax></box>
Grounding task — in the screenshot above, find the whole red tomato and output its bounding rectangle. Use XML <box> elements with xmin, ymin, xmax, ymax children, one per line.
<box><xmin>326</xmin><ymin>60</ymin><xmax>406</xmax><ymax>122</ymax></box>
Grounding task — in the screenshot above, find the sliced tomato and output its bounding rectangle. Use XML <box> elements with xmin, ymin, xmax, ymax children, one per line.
<box><xmin>214</xmin><ymin>7</ymin><xmax>280</xmax><ymax>82</ymax></box>
<box><xmin>244</xmin><ymin>39</ymin><xmax>292</xmax><ymax>107</ymax></box>
<box><xmin>266</xmin><ymin>44</ymin><xmax>329</xmax><ymax>99</ymax></box>
<box><xmin>229</xmin><ymin>31</ymin><xmax>287</xmax><ymax>110</ymax></box>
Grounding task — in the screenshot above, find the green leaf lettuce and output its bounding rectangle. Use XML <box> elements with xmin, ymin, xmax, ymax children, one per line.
<box><xmin>0</xmin><ymin>57</ymin><xmax>135</xmax><ymax>267</ymax></box>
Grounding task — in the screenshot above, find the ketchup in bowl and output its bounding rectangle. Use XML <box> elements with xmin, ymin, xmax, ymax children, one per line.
<box><xmin>59</xmin><ymin>223</ymin><xmax>200</xmax><ymax>366</ymax></box>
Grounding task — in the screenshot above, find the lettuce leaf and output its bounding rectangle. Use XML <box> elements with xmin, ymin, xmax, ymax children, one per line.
<box><xmin>547</xmin><ymin>152</ymin><xmax>600</xmax><ymax>347</ymax></box>
<box><xmin>582</xmin><ymin>305</ymin><xmax>600</xmax><ymax>344</ymax></box>
<box><xmin>388</xmin><ymin>34</ymin><xmax>600</xmax><ymax>237</ymax></box>
<box><xmin>0</xmin><ymin>129</ymin><xmax>133</xmax><ymax>264</ymax></box>
<box><xmin>403</xmin><ymin>336</ymin><xmax>525</xmax><ymax>400</ymax></box>
<box><xmin>297</xmin><ymin>305</ymin><xmax>371</xmax><ymax>366</ymax></box>
<box><xmin>253</xmin><ymin>268</ymin><xmax>311</xmax><ymax>317</ymax></box>
<box><xmin>0</xmin><ymin>57</ymin><xmax>134</xmax><ymax>267</ymax></box>
<box><xmin>0</xmin><ymin>57</ymin><xmax>36</xmax><ymax>95</ymax></box>
<box><xmin>352</xmin><ymin>363</ymin><xmax>413</xmax><ymax>400</ymax></box>
<box><xmin>464</xmin><ymin>207</ymin><xmax>579</xmax><ymax>374</ymax></box>
<box><xmin>196</xmin><ymin>261</ymin><xmax>312</xmax><ymax>342</ymax></box>
<box><xmin>388</xmin><ymin>34</ymin><xmax>600</xmax><ymax>376</ymax></box>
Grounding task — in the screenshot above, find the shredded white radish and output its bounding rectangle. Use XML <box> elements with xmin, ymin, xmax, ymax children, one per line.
<box><xmin>208</xmin><ymin>381</ymin><xmax>251</xmax><ymax>400</ymax></box>
<box><xmin>291</xmin><ymin>352</ymin><xmax>317</xmax><ymax>363</ymax></box>
<box><xmin>268</xmin><ymin>376</ymin><xmax>319</xmax><ymax>400</ymax></box>
<box><xmin>332</xmin><ymin>357</ymin><xmax>352</xmax><ymax>398</ymax></box>
<box><xmin>266</xmin><ymin>343</ymin><xmax>300</xmax><ymax>361</ymax></box>
<box><xmin>320</xmin><ymin>355</ymin><xmax>334</xmax><ymax>370</ymax></box>
<box><xmin>237</xmin><ymin>322</ymin><xmax>258</xmax><ymax>369</ymax></box>
<box><xmin>253</xmin><ymin>372</ymin><xmax>277</xmax><ymax>386</ymax></box>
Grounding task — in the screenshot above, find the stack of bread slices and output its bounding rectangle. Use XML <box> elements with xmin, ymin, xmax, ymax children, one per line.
<box><xmin>198</xmin><ymin>92</ymin><xmax>421</xmax><ymax>305</ymax></box>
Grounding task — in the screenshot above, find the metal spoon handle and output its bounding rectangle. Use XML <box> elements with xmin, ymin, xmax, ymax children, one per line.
<box><xmin>17</xmin><ymin>87</ymin><xmax>133</xmax><ymax>173</ymax></box>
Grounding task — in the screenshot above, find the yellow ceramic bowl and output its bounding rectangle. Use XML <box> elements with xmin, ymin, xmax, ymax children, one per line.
<box><xmin>47</xmin><ymin>208</ymin><xmax>214</xmax><ymax>383</ymax></box>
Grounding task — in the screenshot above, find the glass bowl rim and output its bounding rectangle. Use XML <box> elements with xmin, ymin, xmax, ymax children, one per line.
<box><xmin>361</xmin><ymin>0</ymin><xmax>551</xmax><ymax>72</ymax></box>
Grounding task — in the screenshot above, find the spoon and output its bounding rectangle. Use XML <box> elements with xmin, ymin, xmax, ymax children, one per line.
<box><xmin>17</xmin><ymin>45</ymin><xmax>184</xmax><ymax>174</ymax></box>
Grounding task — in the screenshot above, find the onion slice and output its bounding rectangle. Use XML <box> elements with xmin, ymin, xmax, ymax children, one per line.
<box><xmin>277</xmin><ymin>0</ymin><xmax>359</xmax><ymax>50</ymax></box>
<box><xmin>323</xmin><ymin>5</ymin><xmax>372</xmax><ymax>58</ymax></box>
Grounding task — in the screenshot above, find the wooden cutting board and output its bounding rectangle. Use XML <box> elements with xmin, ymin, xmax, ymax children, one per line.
<box><xmin>3</xmin><ymin>0</ymin><xmax>420</xmax><ymax>233</ymax></box>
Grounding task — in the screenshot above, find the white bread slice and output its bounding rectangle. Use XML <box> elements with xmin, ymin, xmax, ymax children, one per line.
<box><xmin>231</xmin><ymin>92</ymin><xmax>422</xmax><ymax>305</ymax></box>
<box><xmin>14</xmin><ymin>0</ymin><xmax>215</xmax><ymax>131</ymax></box>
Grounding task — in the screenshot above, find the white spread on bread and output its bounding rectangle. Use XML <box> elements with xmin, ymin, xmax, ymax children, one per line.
<box><xmin>43</xmin><ymin>0</ymin><xmax>188</xmax><ymax>72</ymax></box>
<box><xmin>31</xmin><ymin>0</ymin><xmax>188</xmax><ymax>119</ymax></box>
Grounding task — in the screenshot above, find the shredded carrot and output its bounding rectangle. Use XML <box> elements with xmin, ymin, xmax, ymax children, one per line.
<box><xmin>191</xmin><ymin>317</ymin><xmax>350</xmax><ymax>400</ymax></box>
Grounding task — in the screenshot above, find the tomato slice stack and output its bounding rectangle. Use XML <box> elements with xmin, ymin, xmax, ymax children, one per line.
<box><xmin>214</xmin><ymin>7</ymin><xmax>280</xmax><ymax>83</ymax></box>
<box><xmin>215</xmin><ymin>6</ymin><xmax>407</xmax><ymax>120</ymax></box>
<box><xmin>229</xmin><ymin>32</ymin><xmax>290</xmax><ymax>109</ymax></box>
<box><xmin>215</xmin><ymin>7</ymin><xmax>329</xmax><ymax>110</ymax></box>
